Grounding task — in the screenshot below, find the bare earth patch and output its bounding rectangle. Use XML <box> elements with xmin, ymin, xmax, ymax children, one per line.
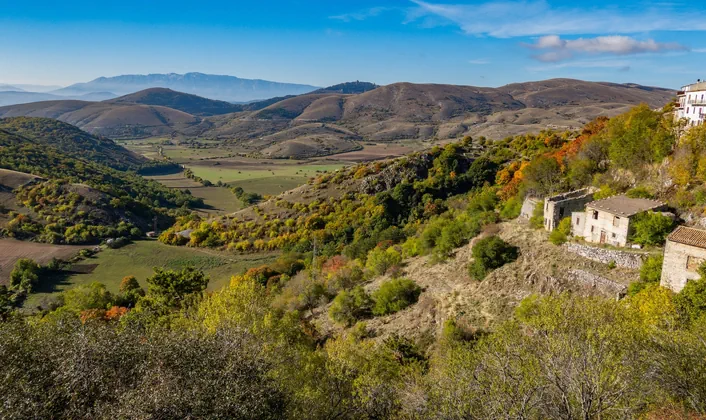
<box><xmin>0</xmin><ymin>239</ymin><xmax>84</xmax><ymax>284</ymax></box>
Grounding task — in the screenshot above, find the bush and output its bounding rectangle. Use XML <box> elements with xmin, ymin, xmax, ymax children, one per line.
<box><xmin>529</xmin><ymin>202</ymin><xmax>544</xmax><ymax>229</ymax></box>
<box><xmin>468</xmin><ymin>236</ymin><xmax>519</xmax><ymax>281</ymax></box>
<box><xmin>549</xmin><ymin>217</ymin><xmax>572</xmax><ymax>245</ymax></box>
<box><xmin>499</xmin><ymin>196</ymin><xmax>522</xmax><ymax>220</ymax></box>
<box><xmin>365</xmin><ymin>246</ymin><xmax>402</xmax><ymax>276</ymax></box>
<box><xmin>371</xmin><ymin>278</ymin><xmax>422</xmax><ymax>316</ymax></box>
<box><xmin>630</xmin><ymin>212</ymin><xmax>676</xmax><ymax>246</ymax></box>
<box><xmin>626</xmin><ymin>187</ymin><xmax>654</xmax><ymax>199</ymax></box>
<box><xmin>674</xmin><ymin>276</ymin><xmax>706</xmax><ymax>324</ymax></box>
<box><xmin>640</xmin><ymin>255</ymin><xmax>663</xmax><ymax>283</ymax></box>
<box><xmin>329</xmin><ymin>286</ymin><xmax>373</xmax><ymax>326</ymax></box>
<box><xmin>9</xmin><ymin>258</ymin><xmax>41</xmax><ymax>292</ymax></box>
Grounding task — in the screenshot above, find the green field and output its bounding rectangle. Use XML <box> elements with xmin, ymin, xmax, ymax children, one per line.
<box><xmin>187</xmin><ymin>163</ymin><xmax>346</xmax><ymax>196</ymax></box>
<box><xmin>24</xmin><ymin>241</ymin><xmax>278</xmax><ymax>308</ymax></box>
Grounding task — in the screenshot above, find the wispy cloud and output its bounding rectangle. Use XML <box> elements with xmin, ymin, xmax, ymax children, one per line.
<box><xmin>468</xmin><ymin>58</ymin><xmax>490</xmax><ymax>65</ymax></box>
<box><xmin>409</xmin><ymin>0</ymin><xmax>706</xmax><ymax>38</ymax></box>
<box><xmin>528</xmin><ymin>35</ymin><xmax>687</xmax><ymax>62</ymax></box>
<box><xmin>330</xmin><ymin>7</ymin><xmax>393</xmax><ymax>22</ymax></box>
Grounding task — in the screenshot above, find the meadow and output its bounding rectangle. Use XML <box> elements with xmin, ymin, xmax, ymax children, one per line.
<box><xmin>23</xmin><ymin>240</ymin><xmax>278</xmax><ymax>309</ymax></box>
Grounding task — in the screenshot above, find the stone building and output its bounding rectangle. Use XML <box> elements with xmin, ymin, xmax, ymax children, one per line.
<box><xmin>543</xmin><ymin>188</ymin><xmax>595</xmax><ymax>231</ymax></box>
<box><xmin>572</xmin><ymin>195</ymin><xmax>667</xmax><ymax>247</ymax></box>
<box><xmin>661</xmin><ymin>226</ymin><xmax>706</xmax><ymax>292</ymax></box>
<box><xmin>520</xmin><ymin>196</ymin><xmax>541</xmax><ymax>219</ymax></box>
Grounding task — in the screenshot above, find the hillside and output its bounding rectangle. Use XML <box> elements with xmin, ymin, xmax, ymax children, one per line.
<box><xmin>0</xmin><ymin>117</ymin><xmax>148</xmax><ymax>170</ymax></box>
<box><xmin>0</xmin><ymin>79</ymin><xmax>675</xmax><ymax>155</ymax></box>
<box><xmin>0</xmin><ymin>121</ymin><xmax>201</xmax><ymax>244</ymax></box>
<box><xmin>0</xmin><ymin>90</ymin><xmax>117</xmax><ymax>107</ymax></box>
<box><xmin>52</xmin><ymin>72</ymin><xmax>320</xmax><ymax>102</ymax></box>
<box><xmin>107</xmin><ymin>88</ymin><xmax>242</xmax><ymax>116</ymax></box>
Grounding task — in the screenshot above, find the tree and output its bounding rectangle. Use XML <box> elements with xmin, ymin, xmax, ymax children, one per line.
<box><xmin>630</xmin><ymin>212</ymin><xmax>676</xmax><ymax>246</ymax></box>
<box><xmin>329</xmin><ymin>286</ymin><xmax>373</xmax><ymax>326</ymax></box>
<box><xmin>146</xmin><ymin>266</ymin><xmax>209</xmax><ymax>307</ymax></box>
<box><xmin>119</xmin><ymin>276</ymin><xmax>145</xmax><ymax>307</ymax></box>
<box><xmin>468</xmin><ymin>236</ymin><xmax>519</xmax><ymax>280</ymax></box>
<box><xmin>9</xmin><ymin>258</ymin><xmax>40</xmax><ymax>292</ymax></box>
<box><xmin>523</xmin><ymin>155</ymin><xmax>564</xmax><ymax>196</ymax></box>
<box><xmin>371</xmin><ymin>278</ymin><xmax>421</xmax><ymax>316</ymax></box>
<box><xmin>63</xmin><ymin>282</ymin><xmax>114</xmax><ymax>311</ymax></box>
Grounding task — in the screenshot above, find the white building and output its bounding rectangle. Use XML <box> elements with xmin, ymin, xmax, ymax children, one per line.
<box><xmin>572</xmin><ymin>195</ymin><xmax>667</xmax><ymax>247</ymax></box>
<box><xmin>677</xmin><ymin>81</ymin><xmax>706</xmax><ymax>127</ymax></box>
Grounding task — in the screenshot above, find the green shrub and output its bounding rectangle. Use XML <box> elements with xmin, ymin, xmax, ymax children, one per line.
<box><xmin>9</xmin><ymin>258</ymin><xmax>41</xmax><ymax>292</ymax></box>
<box><xmin>549</xmin><ymin>217</ymin><xmax>572</xmax><ymax>245</ymax></box>
<box><xmin>365</xmin><ymin>246</ymin><xmax>402</xmax><ymax>276</ymax></box>
<box><xmin>328</xmin><ymin>286</ymin><xmax>373</xmax><ymax>326</ymax></box>
<box><xmin>63</xmin><ymin>282</ymin><xmax>114</xmax><ymax>311</ymax></box>
<box><xmin>674</xmin><ymin>276</ymin><xmax>706</xmax><ymax>325</ymax></box>
<box><xmin>630</xmin><ymin>212</ymin><xmax>676</xmax><ymax>246</ymax></box>
<box><xmin>371</xmin><ymin>278</ymin><xmax>422</xmax><ymax>316</ymax></box>
<box><xmin>499</xmin><ymin>196</ymin><xmax>522</xmax><ymax>220</ymax></box>
<box><xmin>626</xmin><ymin>187</ymin><xmax>654</xmax><ymax>199</ymax></box>
<box><xmin>593</xmin><ymin>184</ymin><xmax>617</xmax><ymax>200</ymax></box>
<box><xmin>640</xmin><ymin>255</ymin><xmax>663</xmax><ymax>283</ymax></box>
<box><xmin>468</xmin><ymin>236</ymin><xmax>519</xmax><ymax>281</ymax></box>
<box><xmin>529</xmin><ymin>202</ymin><xmax>544</xmax><ymax>229</ymax></box>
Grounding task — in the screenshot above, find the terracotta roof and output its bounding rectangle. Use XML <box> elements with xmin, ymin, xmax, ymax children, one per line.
<box><xmin>586</xmin><ymin>195</ymin><xmax>665</xmax><ymax>217</ymax></box>
<box><xmin>668</xmin><ymin>226</ymin><xmax>706</xmax><ymax>249</ymax></box>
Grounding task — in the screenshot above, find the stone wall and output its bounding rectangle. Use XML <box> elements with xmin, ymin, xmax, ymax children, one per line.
<box><xmin>568</xmin><ymin>269</ymin><xmax>627</xmax><ymax>296</ymax></box>
<box><xmin>564</xmin><ymin>242</ymin><xmax>646</xmax><ymax>269</ymax></box>
<box><xmin>520</xmin><ymin>197</ymin><xmax>540</xmax><ymax>219</ymax></box>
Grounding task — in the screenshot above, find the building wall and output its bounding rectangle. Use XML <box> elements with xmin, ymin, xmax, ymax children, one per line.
<box><xmin>571</xmin><ymin>211</ymin><xmax>586</xmax><ymax>238</ymax></box>
<box><xmin>544</xmin><ymin>189</ymin><xmax>595</xmax><ymax>231</ymax></box>
<box><xmin>661</xmin><ymin>240</ymin><xmax>706</xmax><ymax>292</ymax></box>
<box><xmin>677</xmin><ymin>83</ymin><xmax>706</xmax><ymax>127</ymax></box>
<box><xmin>520</xmin><ymin>197</ymin><xmax>540</xmax><ymax>219</ymax></box>
<box><xmin>581</xmin><ymin>207</ymin><xmax>632</xmax><ymax>247</ymax></box>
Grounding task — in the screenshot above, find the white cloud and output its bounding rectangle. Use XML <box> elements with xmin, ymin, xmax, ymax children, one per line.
<box><xmin>527</xmin><ymin>58</ymin><xmax>633</xmax><ymax>72</ymax></box>
<box><xmin>408</xmin><ymin>0</ymin><xmax>706</xmax><ymax>38</ymax></box>
<box><xmin>330</xmin><ymin>7</ymin><xmax>393</xmax><ymax>22</ymax></box>
<box><xmin>528</xmin><ymin>35</ymin><xmax>687</xmax><ymax>62</ymax></box>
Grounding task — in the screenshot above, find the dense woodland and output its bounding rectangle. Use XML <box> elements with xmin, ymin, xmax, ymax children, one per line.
<box><xmin>4</xmin><ymin>104</ymin><xmax>706</xmax><ymax>418</ymax></box>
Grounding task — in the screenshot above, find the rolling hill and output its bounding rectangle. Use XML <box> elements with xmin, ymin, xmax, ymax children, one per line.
<box><xmin>51</xmin><ymin>72</ymin><xmax>320</xmax><ymax>102</ymax></box>
<box><xmin>0</xmin><ymin>117</ymin><xmax>148</xmax><ymax>170</ymax></box>
<box><xmin>0</xmin><ymin>78</ymin><xmax>675</xmax><ymax>157</ymax></box>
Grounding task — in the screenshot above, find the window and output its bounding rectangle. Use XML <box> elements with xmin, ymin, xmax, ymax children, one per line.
<box><xmin>559</xmin><ymin>207</ymin><xmax>565</xmax><ymax>217</ymax></box>
<box><xmin>592</xmin><ymin>211</ymin><xmax>599</xmax><ymax>220</ymax></box>
<box><xmin>612</xmin><ymin>233</ymin><xmax>616</xmax><ymax>238</ymax></box>
<box><xmin>613</xmin><ymin>216</ymin><xmax>620</xmax><ymax>227</ymax></box>
<box><xmin>687</xmin><ymin>256</ymin><xmax>705</xmax><ymax>272</ymax></box>
<box><xmin>575</xmin><ymin>217</ymin><xmax>580</xmax><ymax>225</ymax></box>
<box><xmin>591</xmin><ymin>226</ymin><xmax>595</xmax><ymax>233</ymax></box>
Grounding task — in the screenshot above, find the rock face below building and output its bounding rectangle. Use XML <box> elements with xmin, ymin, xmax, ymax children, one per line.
<box><xmin>661</xmin><ymin>226</ymin><xmax>706</xmax><ymax>292</ymax></box>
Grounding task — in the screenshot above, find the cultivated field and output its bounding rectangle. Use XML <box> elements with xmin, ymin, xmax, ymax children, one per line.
<box><xmin>0</xmin><ymin>239</ymin><xmax>84</xmax><ymax>285</ymax></box>
<box><xmin>23</xmin><ymin>240</ymin><xmax>278</xmax><ymax>308</ymax></box>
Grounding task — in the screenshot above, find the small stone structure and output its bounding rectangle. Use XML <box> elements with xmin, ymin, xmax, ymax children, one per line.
<box><xmin>544</xmin><ymin>188</ymin><xmax>595</xmax><ymax>231</ymax></box>
<box><xmin>661</xmin><ymin>226</ymin><xmax>706</xmax><ymax>292</ymax></box>
<box><xmin>572</xmin><ymin>195</ymin><xmax>667</xmax><ymax>247</ymax></box>
<box><xmin>564</xmin><ymin>242</ymin><xmax>645</xmax><ymax>269</ymax></box>
<box><xmin>520</xmin><ymin>196</ymin><xmax>541</xmax><ymax>219</ymax></box>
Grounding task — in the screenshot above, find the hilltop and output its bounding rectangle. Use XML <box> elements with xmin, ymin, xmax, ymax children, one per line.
<box><xmin>0</xmin><ymin>78</ymin><xmax>675</xmax><ymax>156</ymax></box>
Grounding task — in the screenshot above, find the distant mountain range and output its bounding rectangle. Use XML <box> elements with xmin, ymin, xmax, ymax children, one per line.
<box><xmin>0</xmin><ymin>78</ymin><xmax>675</xmax><ymax>158</ymax></box>
<box><xmin>50</xmin><ymin>72</ymin><xmax>320</xmax><ymax>103</ymax></box>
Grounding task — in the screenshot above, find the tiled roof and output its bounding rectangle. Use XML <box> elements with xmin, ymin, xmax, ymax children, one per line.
<box><xmin>668</xmin><ymin>226</ymin><xmax>706</xmax><ymax>249</ymax></box>
<box><xmin>586</xmin><ymin>195</ymin><xmax>665</xmax><ymax>217</ymax></box>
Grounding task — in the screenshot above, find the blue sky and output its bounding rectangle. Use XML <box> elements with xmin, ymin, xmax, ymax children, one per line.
<box><xmin>1</xmin><ymin>0</ymin><xmax>705</xmax><ymax>89</ymax></box>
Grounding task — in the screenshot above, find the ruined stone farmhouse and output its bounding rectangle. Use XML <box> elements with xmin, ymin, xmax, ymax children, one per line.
<box><xmin>572</xmin><ymin>195</ymin><xmax>667</xmax><ymax>247</ymax></box>
<box><xmin>543</xmin><ymin>188</ymin><xmax>595</xmax><ymax>231</ymax></box>
<box><xmin>661</xmin><ymin>226</ymin><xmax>706</xmax><ymax>292</ymax></box>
